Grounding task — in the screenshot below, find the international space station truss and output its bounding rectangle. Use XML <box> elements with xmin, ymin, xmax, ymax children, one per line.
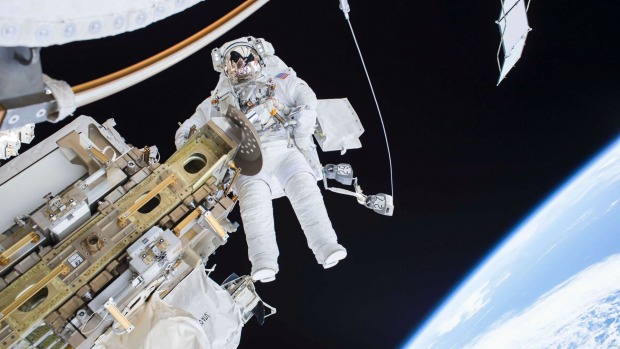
<box><xmin>0</xmin><ymin>106</ymin><xmax>270</xmax><ymax>348</ymax></box>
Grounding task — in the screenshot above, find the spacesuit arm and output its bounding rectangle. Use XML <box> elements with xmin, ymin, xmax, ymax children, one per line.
<box><xmin>290</xmin><ymin>79</ymin><xmax>319</xmax><ymax>147</ymax></box>
<box><xmin>175</xmin><ymin>97</ymin><xmax>215</xmax><ymax>149</ymax></box>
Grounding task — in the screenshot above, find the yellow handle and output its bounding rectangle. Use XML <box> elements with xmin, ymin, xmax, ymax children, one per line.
<box><xmin>205</xmin><ymin>211</ymin><xmax>227</xmax><ymax>239</ymax></box>
<box><xmin>0</xmin><ymin>231</ymin><xmax>40</xmax><ymax>266</ymax></box>
<box><xmin>118</xmin><ymin>174</ymin><xmax>176</xmax><ymax>227</ymax></box>
<box><xmin>173</xmin><ymin>207</ymin><xmax>203</xmax><ymax>236</ymax></box>
<box><xmin>104</xmin><ymin>299</ymin><xmax>135</xmax><ymax>333</ymax></box>
<box><xmin>0</xmin><ymin>263</ymin><xmax>68</xmax><ymax>320</ymax></box>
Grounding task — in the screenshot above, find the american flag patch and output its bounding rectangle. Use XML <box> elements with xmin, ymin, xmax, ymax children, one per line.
<box><xmin>275</xmin><ymin>72</ymin><xmax>289</xmax><ymax>79</ymax></box>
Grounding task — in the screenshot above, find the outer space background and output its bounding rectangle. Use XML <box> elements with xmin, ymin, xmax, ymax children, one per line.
<box><xmin>15</xmin><ymin>0</ymin><xmax>620</xmax><ymax>348</ymax></box>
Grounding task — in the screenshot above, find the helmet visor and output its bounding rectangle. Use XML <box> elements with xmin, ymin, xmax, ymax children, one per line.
<box><xmin>224</xmin><ymin>46</ymin><xmax>262</xmax><ymax>84</ymax></box>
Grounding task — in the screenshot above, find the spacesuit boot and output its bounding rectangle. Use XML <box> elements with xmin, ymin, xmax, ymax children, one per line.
<box><xmin>238</xmin><ymin>179</ymin><xmax>279</xmax><ymax>282</ymax></box>
<box><xmin>284</xmin><ymin>171</ymin><xmax>347</xmax><ymax>268</ymax></box>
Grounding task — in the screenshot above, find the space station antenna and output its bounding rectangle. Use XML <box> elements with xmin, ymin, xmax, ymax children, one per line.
<box><xmin>339</xmin><ymin>0</ymin><xmax>394</xmax><ymax>200</ymax></box>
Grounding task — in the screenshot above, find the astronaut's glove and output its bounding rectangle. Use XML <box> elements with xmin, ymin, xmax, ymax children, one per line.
<box><xmin>175</xmin><ymin>135</ymin><xmax>187</xmax><ymax>150</ymax></box>
<box><xmin>247</xmin><ymin>104</ymin><xmax>275</xmax><ymax>130</ymax></box>
<box><xmin>264</xmin><ymin>97</ymin><xmax>291</xmax><ymax>116</ymax></box>
<box><xmin>295</xmin><ymin>136</ymin><xmax>322</xmax><ymax>176</ymax></box>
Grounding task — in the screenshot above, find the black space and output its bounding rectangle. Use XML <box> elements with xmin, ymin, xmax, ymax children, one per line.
<box><xmin>14</xmin><ymin>0</ymin><xmax>620</xmax><ymax>348</ymax></box>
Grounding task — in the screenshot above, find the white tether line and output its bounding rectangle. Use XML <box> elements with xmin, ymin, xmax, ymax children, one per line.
<box><xmin>345</xmin><ymin>16</ymin><xmax>395</xmax><ymax>200</ymax></box>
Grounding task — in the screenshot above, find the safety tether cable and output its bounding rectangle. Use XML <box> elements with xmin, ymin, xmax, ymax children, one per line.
<box><xmin>339</xmin><ymin>0</ymin><xmax>394</xmax><ymax>200</ymax></box>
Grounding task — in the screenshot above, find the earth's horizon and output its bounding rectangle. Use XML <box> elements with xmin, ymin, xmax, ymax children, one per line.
<box><xmin>403</xmin><ymin>135</ymin><xmax>620</xmax><ymax>348</ymax></box>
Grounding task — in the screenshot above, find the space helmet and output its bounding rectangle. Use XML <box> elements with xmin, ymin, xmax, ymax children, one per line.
<box><xmin>223</xmin><ymin>45</ymin><xmax>262</xmax><ymax>85</ymax></box>
<box><xmin>211</xmin><ymin>37</ymin><xmax>275</xmax><ymax>85</ymax></box>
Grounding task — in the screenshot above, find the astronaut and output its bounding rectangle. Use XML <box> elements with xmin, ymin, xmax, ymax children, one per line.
<box><xmin>175</xmin><ymin>37</ymin><xmax>347</xmax><ymax>282</ymax></box>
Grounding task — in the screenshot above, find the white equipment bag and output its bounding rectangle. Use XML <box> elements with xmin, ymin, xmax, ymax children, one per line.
<box><xmin>94</xmin><ymin>267</ymin><xmax>244</xmax><ymax>349</ymax></box>
<box><xmin>315</xmin><ymin>98</ymin><xmax>364</xmax><ymax>154</ymax></box>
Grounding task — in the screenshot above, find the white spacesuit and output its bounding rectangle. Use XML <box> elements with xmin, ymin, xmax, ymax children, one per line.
<box><xmin>175</xmin><ymin>37</ymin><xmax>347</xmax><ymax>282</ymax></box>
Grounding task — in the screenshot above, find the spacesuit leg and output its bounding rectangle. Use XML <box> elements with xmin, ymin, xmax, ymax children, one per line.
<box><xmin>284</xmin><ymin>171</ymin><xmax>347</xmax><ymax>268</ymax></box>
<box><xmin>237</xmin><ymin>179</ymin><xmax>279</xmax><ymax>282</ymax></box>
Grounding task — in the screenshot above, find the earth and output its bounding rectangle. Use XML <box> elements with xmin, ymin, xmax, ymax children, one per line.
<box><xmin>403</xmin><ymin>137</ymin><xmax>620</xmax><ymax>349</ymax></box>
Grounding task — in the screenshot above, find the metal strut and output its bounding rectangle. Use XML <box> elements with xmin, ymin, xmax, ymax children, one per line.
<box><xmin>323</xmin><ymin>164</ymin><xmax>394</xmax><ymax>216</ymax></box>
